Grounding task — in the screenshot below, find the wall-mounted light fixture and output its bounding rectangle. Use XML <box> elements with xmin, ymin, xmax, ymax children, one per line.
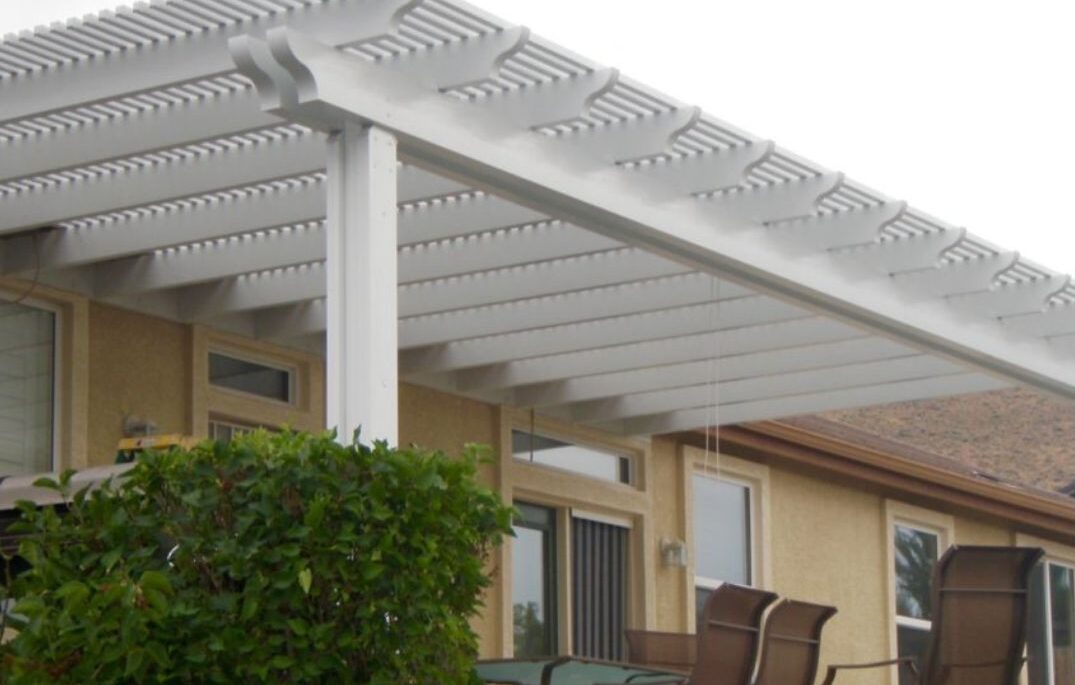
<box><xmin>660</xmin><ymin>537</ymin><xmax>689</xmax><ymax>568</ymax></box>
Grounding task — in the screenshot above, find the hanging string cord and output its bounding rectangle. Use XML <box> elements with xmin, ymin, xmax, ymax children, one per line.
<box><xmin>703</xmin><ymin>274</ymin><xmax>720</xmax><ymax>477</ymax></box>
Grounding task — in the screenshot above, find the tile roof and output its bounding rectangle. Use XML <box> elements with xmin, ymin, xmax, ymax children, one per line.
<box><xmin>817</xmin><ymin>388</ymin><xmax>1075</xmax><ymax>494</ymax></box>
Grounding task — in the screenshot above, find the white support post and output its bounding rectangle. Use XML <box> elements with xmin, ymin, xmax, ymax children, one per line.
<box><xmin>325</xmin><ymin>121</ymin><xmax>399</xmax><ymax>445</ymax></box>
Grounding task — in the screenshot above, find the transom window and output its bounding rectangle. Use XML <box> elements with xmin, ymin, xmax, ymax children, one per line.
<box><xmin>208</xmin><ymin>418</ymin><xmax>263</xmax><ymax>443</ymax></box>
<box><xmin>512</xmin><ymin>429</ymin><xmax>631</xmax><ymax>485</ymax></box>
<box><xmin>0</xmin><ymin>301</ymin><xmax>56</xmax><ymax>477</ymax></box>
<box><xmin>693</xmin><ymin>473</ymin><xmax>752</xmax><ymax>623</ymax></box>
<box><xmin>1028</xmin><ymin>560</ymin><xmax>1075</xmax><ymax>685</ymax></box>
<box><xmin>208</xmin><ymin>351</ymin><xmax>293</xmax><ymax>404</ymax></box>
<box><xmin>893</xmin><ymin>523</ymin><xmax>940</xmax><ymax>685</ymax></box>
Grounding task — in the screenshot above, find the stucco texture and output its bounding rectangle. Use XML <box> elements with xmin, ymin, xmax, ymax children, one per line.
<box><xmin>399</xmin><ymin>382</ymin><xmax>504</xmax><ymax>658</ymax></box>
<box><xmin>87</xmin><ymin>303</ymin><xmax>192</xmax><ymax>466</ymax></box>
<box><xmin>769</xmin><ymin>468</ymin><xmax>890</xmax><ymax>684</ymax></box>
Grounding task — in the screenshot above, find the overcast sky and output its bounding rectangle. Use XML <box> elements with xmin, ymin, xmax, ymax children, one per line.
<box><xmin>5</xmin><ymin>1</ymin><xmax>1075</xmax><ymax>277</ymax></box>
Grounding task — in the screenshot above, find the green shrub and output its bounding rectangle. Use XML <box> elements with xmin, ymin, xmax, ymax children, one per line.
<box><xmin>0</xmin><ymin>431</ymin><xmax>513</xmax><ymax>684</ymax></box>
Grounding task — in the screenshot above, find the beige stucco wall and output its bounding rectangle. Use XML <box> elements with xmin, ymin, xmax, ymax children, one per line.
<box><xmin>769</xmin><ymin>468</ymin><xmax>890</xmax><ymax>683</ymax></box>
<box><xmin>649</xmin><ymin>436</ymin><xmax>689</xmax><ymax>633</ymax></box>
<box><xmin>399</xmin><ymin>382</ymin><xmax>504</xmax><ymax>657</ymax></box>
<box><xmin>87</xmin><ymin>303</ymin><xmax>192</xmax><ymax>466</ymax></box>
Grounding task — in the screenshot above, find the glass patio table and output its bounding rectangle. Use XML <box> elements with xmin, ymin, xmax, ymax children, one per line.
<box><xmin>476</xmin><ymin>656</ymin><xmax>688</xmax><ymax>685</ymax></box>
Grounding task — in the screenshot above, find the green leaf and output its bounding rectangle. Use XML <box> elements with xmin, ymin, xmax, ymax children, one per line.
<box><xmin>240</xmin><ymin>595</ymin><xmax>259</xmax><ymax>621</ymax></box>
<box><xmin>140</xmin><ymin>570</ymin><xmax>173</xmax><ymax>595</ymax></box>
<box><xmin>125</xmin><ymin>648</ymin><xmax>145</xmax><ymax>676</ymax></box>
<box><xmin>101</xmin><ymin>548</ymin><xmax>122</xmax><ymax>572</ymax></box>
<box><xmin>287</xmin><ymin>618</ymin><xmax>309</xmax><ymax>636</ymax></box>
<box><xmin>298</xmin><ymin>567</ymin><xmax>312</xmax><ymax>595</ymax></box>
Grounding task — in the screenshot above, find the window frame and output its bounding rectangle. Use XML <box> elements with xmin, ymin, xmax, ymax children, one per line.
<box><xmin>511</xmin><ymin>501</ymin><xmax>560</xmax><ymax>658</ymax></box>
<box><xmin>1016</xmin><ymin>533</ymin><xmax>1075</xmax><ymax>685</ymax></box>
<box><xmin>207</xmin><ymin>348</ymin><xmax>297</xmax><ymax>406</ymax></box>
<box><xmin>501</xmin><ymin>409</ymin><xmax>650</xmax><ymax>658</ymax></box>
<box><xmin>0</xmin><ymin>296</ymin><xmax>62</xmax><ymax>476</ymax></box>
<box><xmin>884</xmin><ymin>501</ymin><xmax>953</xmax><ymax>685</ymax></box>
<box><xmin>692</xmin><ymin>471</ymin><xmax>755</xmax><ymax>592</ymax></box>
<box><xmin>510</xmin><ymin>427</ymin><xmax>634</xmax><ymax>486</ymax></box>
<box><xmin>193</xmin><ymin>326</ymin><xmax>324</xmax><ymax>440</ymax></box>
<box><xmin>684</xmin><ymin>447</ymin><xmax>770</xmax><ymax>630</ymax></box>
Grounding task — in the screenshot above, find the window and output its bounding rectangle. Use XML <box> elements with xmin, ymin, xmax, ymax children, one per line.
<box><xmin>512</xmin><ymin>429</ymin><xmax>631</xmax><ymax>485</ymax></box>
<box><xmin>693</xmin><ymin>473</ymin><xmax>752</xmax><ymax>623</ymax></box>
<box><xmin>208</xmin><ymin>351</ymin><xmax>293</xmax><ymax>404</ymax></box>
<box><xmin>208</xmin><ymin>418</ymin><xmax>260</xmax><ymax>443</ymax></box>
<box><xmin>893</xmin><ymin>523</ymin><xmax>940</xmax><ymax>685</ymax></box>
<box><xmin>0</xmin><ymin>301</ymin><xmax>56</xmax><ymax>477</ymax></box>
<box><xmin>1029</xmin><ymin>561</ymin><xmax>1075</xmax><ymax>685</ymax></box>
<box><xmin>512</xmin><ymin>502</ymin><xmax>558</xmax><ymax>657</ymax></box>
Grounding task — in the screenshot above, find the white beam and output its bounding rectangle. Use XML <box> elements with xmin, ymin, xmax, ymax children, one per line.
<box><xmin>178</xmin><ymin>263</ymin><xmax>325</xmax><ymax>322</ymax></box>
<box><xmin>398</xmin><ymin>220</ymin><xmax>618</xmax><ymax>284</ymax></box>
<box><xmin>892</xmin><ymin>252</ymin><xmax>1019</xmax><ymax>299</ymax></box>
<box><xmin>831</xmin><ymin>228</ymin><xmax>967</xmax><ymax>277</ymax></box>
<box><xmin>256</xmin><ymin>300</ymin><xmax>327</xmax><ymax>342</ymax></box>
<box><xmin>950</xmin><ymin>275</ymin><xmax>1070</xmax><ymax>318</ymax></box>
<box><xmin>325</xmin><ymin>123</ymin><xmax>399</xmax><ymax>445</ymax></box>
<box><xmin>400</xmin><ymin>296</ymin><xmax>811</xmax><ymax>374</ymax></box>
<box><xmin>233</xmin><ymin>29</ymin><xmax>1075</xmax><ymax>399</ymax></box>
<box><xmin>561</xmin><ymin>107</ymin><xmax>699</xmax><ymax>164</ymax></box>
<box><xmin>0</xmin><ymin>128</ymin><xmax>324</xmax><ymax>233</ymax></box>
<box><xmin>605</xmin><ymin>372</ymin><xmax>1010</xmax><ymax>435</ymax></box>
<box><xmin>0</xmin><ymin>0</ymin><xmax>414</xmax><ymax>124</ymax></box>
<box><xmin>767</xmin><ymin>201</ymin><xmax>905</xmax><ymax>252</ymax></box>
<box><xmin>511</xmin><ymin>336</ymin><xmax>914</xmax><ymax>407</ymax></box>
<box><xmin>89</xmin><ymin>191</ymin><xmax>558</xmax><ymax>295</ymax></box>
<box><xmin>399</xmin><ymin>274</ymin><xmax>750</xmax><ymax>347</ymax></box>
<box><xmin>455</xmin><ymin>316</ymin><xmax>864</xmax><ymax>391</ymax></box>
<box><xmin>2</xmin><ymin>166</ymin><xmax>468</xmax><ymax>274</ymax></box>
<box><xmin>0</xmin><ymin>21</ymin><xmax>539</xmax><ymax>188</ymax></box>
<box><xmin>708</xmin><ymin>173</ymin><xmax>843</xmax><ymax>224</ymax></box>
<box><xmin>0</xmin><ymin>86</ymin><xmax>275</xmax><ymax>184</ymax></box>
<box><xmin>252</xmin><ymin>247</ymin><xmax>694</xmax><ymax>339</ymax></box>
<box><xmin>398</xmin><ymin>247</ymin><xmax>690</xmax><ymax>317</ymax></box>
<box><xmin>1002</xmin><ymin>303</ymin><xmax>1075</xmax><ymax>338</ymax></box>
<box><xmin>566</xmin><ymin>354</ymin><xmax>962</xmax><ymax>423</ymax></box>
<box><xmin>629</xmin><ymin>141</ymin><xmax>774</xmax><ymax>198</ymax></box>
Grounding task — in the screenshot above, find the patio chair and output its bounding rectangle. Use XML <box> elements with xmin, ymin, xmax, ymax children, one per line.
<box><xmin>752</xmin><ymin>599</ymin><xmax>837</xmax><ymax>685</ymax></box>
<box><xmin>626</xmin><ymin>583</ymin><xmax>778</xmax><ymax>683</ymax></box>
<box><xmin>822</xmin><ymin>545</ymin><xmax>1044</xmax><ymax>685</ymax></box>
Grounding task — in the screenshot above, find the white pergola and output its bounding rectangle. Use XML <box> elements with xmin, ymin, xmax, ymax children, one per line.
<box><xmin>3</xmin><ymin>0</ymin><xmax>1074</xmax><ymax>444</ymax></box>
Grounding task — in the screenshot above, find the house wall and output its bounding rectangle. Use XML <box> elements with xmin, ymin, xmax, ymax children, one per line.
<box><xmin>20</xmin><ymin>293</ymin><xmax>1075</xmax><ymax>681</ymax></box>
<box><xmin>87</xmin><ymin>303</ymin><xmax>193</xmax><ymax>466</ymax></box>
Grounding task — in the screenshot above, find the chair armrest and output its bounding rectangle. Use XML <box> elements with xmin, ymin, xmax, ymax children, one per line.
<box><xmin>821</xmin><ymin>657</ymin><xmax>918</xmax><ymax>685</ymax></box>
<box><xmin>603</xmin><ymin>679</ymin><xmax>688</xmax><ymax>685</ymax></box>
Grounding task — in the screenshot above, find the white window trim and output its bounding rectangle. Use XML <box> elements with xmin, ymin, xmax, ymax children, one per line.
<box><xmin>0</xmin><ymin>296</ymin><xmax>63</xmax><ymax>475</ymax></box>
<box><xmin>207</xmin><ymin>347</ymin><xmax>297</xmax><ymax>407</ymax></box>
<box><xmin>693</xmin><ymin>471</ymin><xmax>756</xmax><ymax>592</ymax></box>
<box><xmin>884</xmin><ymin>500</ymin><xmax>953</xmax><ymax>685</ymax></box>
<box><xmin>684</xmin><ymin>447</ymin><xmax>771</xmax><ymax>629</ymax></box>
<box><xmin>510</xmin><ymin>426</ymin><xmax>636</xmax><ymax>487</ymax></box>
<box><xmin>1016</xmin><ymin>533</ymin><xmax>1075</xmax><ymax>685</ymax></box>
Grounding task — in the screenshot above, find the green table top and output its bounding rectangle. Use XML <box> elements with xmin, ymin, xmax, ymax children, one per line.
<box><xmin>476</xmin><ymin>657</ymin><xmax>687</xmax><ymax>685</ymax></box>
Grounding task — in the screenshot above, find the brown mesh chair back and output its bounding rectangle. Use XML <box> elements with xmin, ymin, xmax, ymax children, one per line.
<box><xmin>691</xmin><ymin>583</ymin><xmax>779</xmax><ymax>685</ymax></box>
<box><xmin>918</xmin><ymin>545</ymin><xmax>1043</xmax><ymax>685</ymax></box>
<box><xmin>752</xmin><ymin>599</ymin><xmax>837</xmax><ymax>685</ymax></box>
<box><xmin>625</xmin><ymin>629</ymin><xmax>696</xmax><ymax>672</ymax></box>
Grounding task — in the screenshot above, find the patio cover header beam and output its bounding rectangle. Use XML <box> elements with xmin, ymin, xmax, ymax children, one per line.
<box><xmin>230</xmin><ymin>28</ymin><xmax>1075</xmax><ymax>401</ymax></box>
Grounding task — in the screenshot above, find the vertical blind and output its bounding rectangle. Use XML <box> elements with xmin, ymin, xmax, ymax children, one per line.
<box><xmin>0</xmin><ymin>302</ymin><xmax>54</xmax><ymax>477</ymax></box>
<box><xmin>572</xmin><ymin>516</ymin><xmax>628</xmax><ymax>661</ymax></box>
